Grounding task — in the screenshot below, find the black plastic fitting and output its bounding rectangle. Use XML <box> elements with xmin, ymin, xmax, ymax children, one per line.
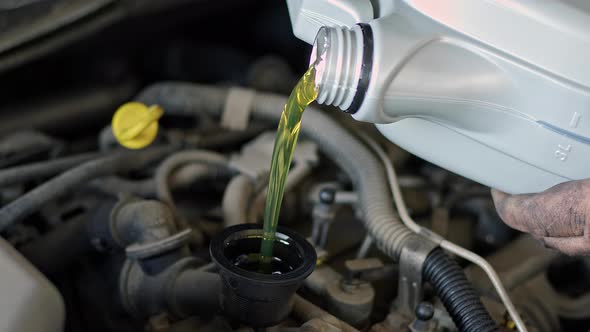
<box><xmin>423</xmin><ymin>248</ymin><xmax>499</xmax><ymax>332</ymax></box>
<box><xmin>210</xmin><ymin>224</ymin><xmax>316</xmax><ymax>327</ymax></box>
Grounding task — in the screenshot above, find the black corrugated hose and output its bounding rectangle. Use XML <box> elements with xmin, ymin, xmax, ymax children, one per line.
<box><xmin>423</xmin><ymin>248</ymin><xmax>499</xmax><ymax>332</ymax></box>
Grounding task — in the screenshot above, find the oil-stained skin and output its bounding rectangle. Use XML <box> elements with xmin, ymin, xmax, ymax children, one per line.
<box><xmin>492</xmin><ymin>180</ymin><xmax>590</xmax><ymax>256</ymax></box>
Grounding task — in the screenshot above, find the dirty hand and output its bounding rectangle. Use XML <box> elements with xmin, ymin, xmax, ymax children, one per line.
<box><xmin>492</xmin><ymin>180</ymin><xmax>590</xmax><ymax>256</ymax></box>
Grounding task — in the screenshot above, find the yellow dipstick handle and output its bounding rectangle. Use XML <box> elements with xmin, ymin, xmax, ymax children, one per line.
<box><xmin>112</xmin><ymin>102</ymin><xmax>164</xmax><ymax>149</ymax></box>
<box><xmin>118</xmin><ymin>105</ymin><xmax>163</xmax><ymax>141</ymax></box>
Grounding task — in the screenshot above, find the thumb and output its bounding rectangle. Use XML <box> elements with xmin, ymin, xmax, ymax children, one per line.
<box><xmin>491</xmin><ymin>181</ymin><xmax>590</xmax><ymax>238</ymax></box>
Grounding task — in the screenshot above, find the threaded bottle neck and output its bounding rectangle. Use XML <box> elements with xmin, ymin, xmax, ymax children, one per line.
<box><xmin>311</xmin><ymin>25</ymin><xmax>367</xmax><ymax>112</ymax></box>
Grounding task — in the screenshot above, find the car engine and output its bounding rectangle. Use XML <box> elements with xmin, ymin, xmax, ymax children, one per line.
<box><xmin>1</xmin><ymin>1</ymin><xmax>589</xmax><ymax>332</ymax></box>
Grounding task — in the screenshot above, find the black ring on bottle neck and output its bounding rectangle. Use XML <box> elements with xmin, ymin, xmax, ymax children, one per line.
<box><xmin>343</xmin><ymin>23</ymin><xmax>374</xmax><ymax>114</ymax></box>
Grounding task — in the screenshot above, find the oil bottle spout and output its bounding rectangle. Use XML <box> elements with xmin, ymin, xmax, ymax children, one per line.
<box><xmin>310</xmin><ymin>25</ymin><xmax>372</xmax><ymax>114</ymax></box>
<box><xmin>286</xmin><ymin>0</ymin><xmax>373</xmax><ymax>44</ymax></box>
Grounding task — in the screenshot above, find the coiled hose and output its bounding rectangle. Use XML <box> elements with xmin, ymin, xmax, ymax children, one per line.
<box><xmin>138</xmin><ymin>83</ymin><xmax>499</xmax><ymax>330</ymax></box>
<box><xmin>424</xmin><ymin>248</ymin><xmax>499</xmax><ymax>332</ymax></box>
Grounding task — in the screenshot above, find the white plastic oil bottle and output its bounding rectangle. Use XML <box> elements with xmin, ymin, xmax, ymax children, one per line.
<box><xmin>287</xmin><ymin>0</ymin><xmax>590</xmax><ymax>194</ymax></box>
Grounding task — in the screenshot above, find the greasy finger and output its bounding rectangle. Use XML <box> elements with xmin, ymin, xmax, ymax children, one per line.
<box><xmin>491</xmin><ymin>180</ymin><xmax>590</xmax><ymax>238</ymax></box>
<box><xmin>543</xmin><ymin>236</ymin><xmax>590</xmax><ymax>256</ymax></box>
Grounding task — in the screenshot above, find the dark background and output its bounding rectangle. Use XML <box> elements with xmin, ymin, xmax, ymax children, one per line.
<box><xmin>0</xmin><ymin>0</ymin><xmax>309</xmax><ymax>138</ymax></box>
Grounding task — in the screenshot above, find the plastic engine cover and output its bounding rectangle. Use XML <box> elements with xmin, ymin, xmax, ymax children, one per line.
<box><xmin>0</xmin><ymin>237</ymin><xmax>64</xmax><ymax>332</ymax></box>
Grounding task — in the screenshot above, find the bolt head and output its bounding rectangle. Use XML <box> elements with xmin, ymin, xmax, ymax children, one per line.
<box><xmin>319</xmin><ymin>188</ymin><xmax>336</xmax><ymax>204</ymax></box>
<box><xmin>415</xmin><ymin>302</ymin><xmax>434</xmax><ymax>321</ymax></box>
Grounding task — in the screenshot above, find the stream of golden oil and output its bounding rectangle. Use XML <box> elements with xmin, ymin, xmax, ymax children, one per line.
<box><xmin>259</xmin><ymin>65</ymin><xmax>319</xmax><ymax>267</ymax></box>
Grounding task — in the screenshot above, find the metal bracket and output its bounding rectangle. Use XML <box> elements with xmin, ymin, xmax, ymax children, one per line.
<box><xmin>396</xmin><ymin>236</ymin><xmax>437</xmax><ymax>316</ymax></box>
<box><xmin>311</xmin><ymin>201</ymin><xmax>338</xmax><ymax>247</ymax></box>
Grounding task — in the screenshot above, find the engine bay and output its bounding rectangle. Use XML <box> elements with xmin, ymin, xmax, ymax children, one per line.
<box><xmin>1</xmin><ymin>1</ymin><xmax>589</xmax><ymax>332</ymax></box>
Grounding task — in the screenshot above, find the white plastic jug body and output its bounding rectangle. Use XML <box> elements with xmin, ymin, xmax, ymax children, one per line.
<box><xmin>288</xmin><ymin>0</ymin><xmax>590</xmax><ymax>194</ymax></box>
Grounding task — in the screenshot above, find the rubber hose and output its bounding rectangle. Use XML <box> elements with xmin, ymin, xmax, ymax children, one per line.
<box><xmin>154</xmin><ymin>150</ymin><xmax>231</xmax><ymax>240</ymax></box>
<box><xmin>90</xmin><ymin>163</ymin><xmax>228</xmax><ymax>198</ymax></box>
<box><xmin>154</xmin><ymin>150</ymin><xmax>230</xmax><ymax>211</ymax></box>
<box><xmin>222</xmin><ymin>174</ymin><xmax>253</xmax><ymax>227</ymax></box>
<box><xmin>196</xmin><ymin>124</ymin><xmax>269</xmax><ymax>150</ymax></box>
<box><xmin>137</xmin><ymin>83</ymin><xmax>417</xmax><ymax>260</ymax></box>
<box><xmin>423</xmin><ymin>248</ymin><xmax>499</xmax><ymax>332</ymax></box>
<box><xmin>0</xmin><ymin>146</ymin><xmax>173</xmax><ymax>231</ymax></box>
<box><xmin>138</xmin><ymin>82</ymin><xmax>229</xmax><ymax>118</ymax></box>
<box><xmin>0</xmin><ymin>152</ymin><xmax>102</xmax><ymax>187</ymax></box>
